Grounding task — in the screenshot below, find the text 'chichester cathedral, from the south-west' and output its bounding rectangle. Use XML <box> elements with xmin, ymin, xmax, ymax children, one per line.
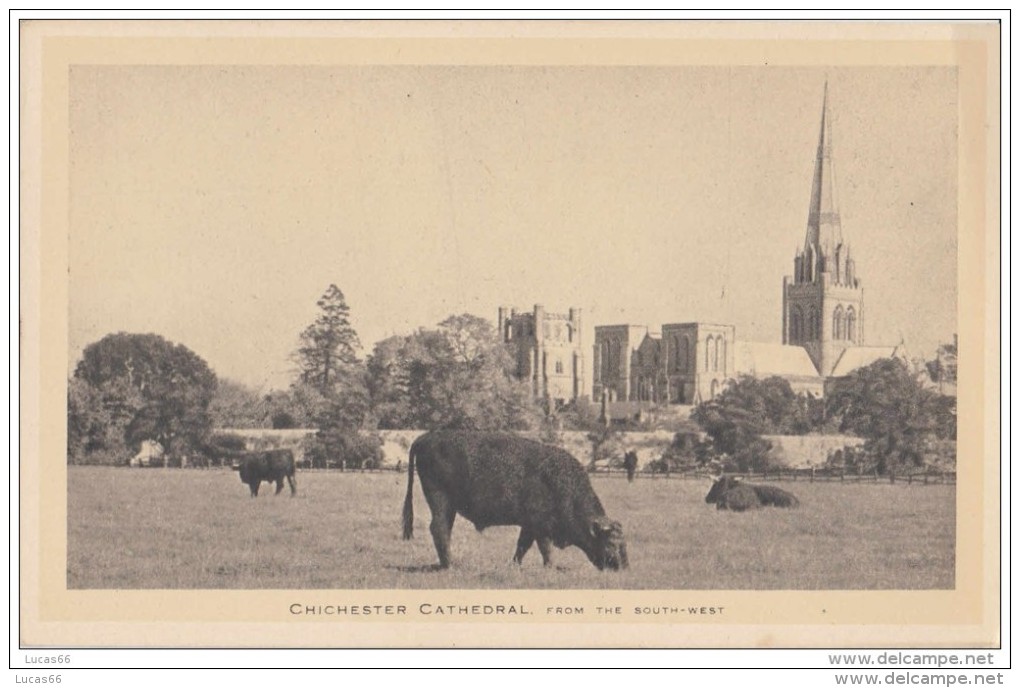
<box><xmin>501</xmin><ymin>85</ymin><xmax>906</xmax><ymax>408</ymax></box>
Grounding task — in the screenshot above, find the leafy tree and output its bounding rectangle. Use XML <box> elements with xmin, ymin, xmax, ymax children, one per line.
<box><xmin>365</xmin><ymin>335</ymin><xmax>413</xmax><ymax>429</ymax></box>
<box><xmin>925</xmin><ymin>337</ymin><xmax>958</xmax><ymax>387</ymax></box>
<box><xmin>67</xmin><ymin>376</ymin><xmax>138</xmax><ymax>464</ymax></box>
<box><xmin>208</xmin><ymin>379</ymin><xmax>269</xmax><ymax>429</ymax></box>
<box><xmin>294</xmin><ymin>284</ymin><xmax>361</xmax><ymax>393</ymax></box>
<box><xmin>690</xmin><ymin>376</ymin><xmax>819</xmax><ymax>472</ymax></box>
<box><xmin>364</xmin><ymin>314</ymin><xmax>542</xmax><ymax>431</ymax></box>
<box><xmin>303</xmin><ymin>429</ymin><xmax>383</xmax><ymax>470</ymax></box>
<box><xmin>291</xmin><ymin>285</ymin><xmax>375</xmax><ymax>464</ymax></box>
<box><xmin>648</xmin><ymin>431</ymin><xmax>714</xmax><ymax>473</ymax></box>
<box><xmin>826</xmin><ymin>358</ymin><xmax>952</xmax><ymax>473</ymax></box>
<box><xmin>70</xmin><ymin>332</ymin><xmax>218</xmax><ymax>463</ymax></box>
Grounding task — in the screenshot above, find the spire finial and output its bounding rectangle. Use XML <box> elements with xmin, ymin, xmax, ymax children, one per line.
<box><xmin>805</xmin><ymin>82</ymin><xmax>842</xmax><ymax>256</ymax></box>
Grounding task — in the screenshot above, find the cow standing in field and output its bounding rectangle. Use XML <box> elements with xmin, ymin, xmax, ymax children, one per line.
<box><xmin>623</xmin><ymin>451</ymin><xmax>638</xmax><ymax>483</ymax></box>
<box><xmin>237</xmin><ymin>449</ymin><xmax>297</xmax><ymax>498</ymax></box>
<box><xmin>705</xmin><ymin>475</ymin><xmax>799</xmax><ymax>510</ymax></box>
<box><xmin>402</xmin><ymin>431</ymin><xmax>628</xmax><ymax>571</ymax></box>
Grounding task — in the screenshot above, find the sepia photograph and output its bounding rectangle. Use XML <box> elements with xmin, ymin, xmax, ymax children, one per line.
<box><xmin>18</xmin><ymin>18</ymin><xmax>1001</xmax><ymax>652</ymax></box>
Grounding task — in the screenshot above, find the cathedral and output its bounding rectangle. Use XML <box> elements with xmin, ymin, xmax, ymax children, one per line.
<box><xmin>505</xmin><ymin>86</ymin><xmax>905</xmax><ymax>407</ymax></box>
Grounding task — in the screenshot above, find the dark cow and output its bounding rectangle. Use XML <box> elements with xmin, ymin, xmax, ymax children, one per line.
<box><xmin>714</xmin><ymin>483</ymin><xmax>761</xmax><ymax>511</ymax></box>
<box><xmin>237</xmin><ymin>449</ymin><xmax>297</xmax><ymax>498</ymax></box>
<box><xmin>623</xmin><ymin>451</ymin><xmax>638</xmax><ymax>483</ymax></box>
<box><xmin>402</xmin><ymin>431</ymin><xmax>628</xmax><ymax>571</ymax></box>
<box><xmin>705</xmin><ymin>475</ymin><xmax>799</xmax><ymax>509</ymax></box>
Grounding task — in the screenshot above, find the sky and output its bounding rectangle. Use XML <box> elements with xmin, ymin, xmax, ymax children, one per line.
<box><xmin>68</xmin><ymin>65</ymin><xmax>958</xmax><ymax>392</ymax></box>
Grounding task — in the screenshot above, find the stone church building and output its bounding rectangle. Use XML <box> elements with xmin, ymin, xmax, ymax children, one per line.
<box><xmin>498</xmin><ymin>304</ymin><xmax>585</xmax><ymax>408</ymax></box>
<box><xmin>591</xmin><ymin>86</ymin><xmax>905</xmax><ymax>405</ymax></box>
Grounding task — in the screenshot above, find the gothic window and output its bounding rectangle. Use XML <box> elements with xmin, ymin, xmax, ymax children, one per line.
<box><xmin>846</xmin><ymin>307</ymin><xmax>857</xmax><ymax>342</ymax></box>
<box><xmin>713</xmin><ymin>336</ymin><xmax>721</xmax><ymax>372</ymax></box>
<box><xmin>790</xmin><ymin>306</ymin><xmax>802</xmax><ymax>342</ymax></box>
<box><xmin>705</xmin><ymin>336</ymin><xmax>714</xmax><ymax>371</ymax></box>
<box><xmin>833</xmin><ymin>306</ymin><xmax>845</xmax><ymax>340</ymax></box>
<box><xmin>720</xmin><ymin>338</ymin><xmax>727</xmax><ymax>373</ymax></box>
<box><xmin>808</xmin><ymin>306</ymin><xmax>819</xmax><ymax>339</ymax></box>
<box><xmin>555</xmin><ymin>360</ymin><xmax>564</xmax><ymax>374</ymax></box>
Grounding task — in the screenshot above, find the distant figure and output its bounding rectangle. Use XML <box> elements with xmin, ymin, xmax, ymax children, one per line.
<box><xmin>395</xmin><ymin>459</ymin><xmax>402</xmax><ymax>473</ymax></box>
<box><xmin>623</xmin><ymin>451</ymin><xmax>638</xmax><ymax>483</ymax></box>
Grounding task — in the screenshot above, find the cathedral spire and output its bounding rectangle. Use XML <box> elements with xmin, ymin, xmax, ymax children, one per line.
<box><xmin>805</xmin><ymin>82</ymin><xmax>842</xmax><ymax>259</ymax></box>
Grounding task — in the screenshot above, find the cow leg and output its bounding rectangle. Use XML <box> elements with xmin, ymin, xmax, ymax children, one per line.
<box><xmin>513</xmin><ymin>528</ymin><xmax>535</xmax><ymax>564</ymax></box>
<box><xmin>251</xmin><ymin>482</ymin><xmax>259</xmax><ymax>497</ymax></box>
<box><xmin>287</xmin><ymin>474</ymin><xmax>297</xmax><ymax>496</ymax></box>
<box><xmin>423</xmin><ymin>488</ymin><xmax>455</xmax><ymax>569</ymax></box>
<box><xmin>536</xmin><ymin>537</ymin><xmax>553</xmax><ymax>567</ymax></box>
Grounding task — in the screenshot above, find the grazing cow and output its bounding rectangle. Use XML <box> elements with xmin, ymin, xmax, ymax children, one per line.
<box><xmin>705</xmin><ymin>475</ymin><xmax>799</xmax><ymax>509</ymax></box>
<box><xmin>402</xmin><ymin>431</ymin><xmax>628</xmax><ymax>571</ymax></box>
<box><xmin>237</xmin><ymin>449</ymin><xmax>297</xmax><ymax>498</ymax></box>
<box><xmin>623</xmin><ymin>451</ymin><xmax>638</xmax><ymax>483</ymax></box>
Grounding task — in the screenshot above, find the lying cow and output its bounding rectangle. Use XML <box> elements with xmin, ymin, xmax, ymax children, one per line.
<box><xmin>705</xmin><ymin>475</ymin><xmax>799</xmax><ymax>510</ymax></box>
<box><xmin>402</xmin><ymin>430</ymin><xmax>628</xmax><ymax>571</ymax></box>
<box><xmin>237</xmin><ymin>449</ymin><xmax>297</xmax><ymax>498</ymax></box>
<box><xmin>713</xmin><ymin>483</ymin><xmax>761</xmax><ymax>511</ymax></box>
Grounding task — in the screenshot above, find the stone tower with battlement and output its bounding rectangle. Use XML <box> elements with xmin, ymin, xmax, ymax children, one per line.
<box><xmin>498</xmin><ymin>305</ymin><xmax>584</xmax><ymax>406</ymax></box>
<box><xmin>783</xmin><ymin>84</ymin><xmax>864</xmax><ymax>377</ymax></box>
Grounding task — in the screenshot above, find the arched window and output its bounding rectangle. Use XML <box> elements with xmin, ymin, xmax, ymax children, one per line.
<box><xmin>705</xmin><ymin>336</ymin><xmax>714</xmax><ymax>371</ymax></box>
<box><xmin>679</xmin><ymin>336</ymin><xmax>689</xmax><ymax>372</ymax></box>
<box><xmin>846</xmin><ymin>307</ymin><xmax>857</xmax><ymax>342</ymax></box>
<box><xmin>713</xmin><ymin>336</ymin><xmax>721</xmax><ymax>372</ymax></box>
<box><xmin>808</xmin><ymin>306</ymin><xmax>819</xmax><ymax>339</ymax></box>
<box><xmin>833</xmin><ymin>306</ymin><xmax>845</xmax><ymax>340</ymax></box>
<box><xmin>555</xmin><ymin>360</ymin><xmax>563</xmax><ymax>374</ymax></box>
<box><xmin>719</xmin><ymin>338</ymin><xmax>727</xmax><ymax>373</ymax></box>
<box><xmin>790</xmin><ymin>307</ymin><xmax>802</xmax><ymax>342</ymax></box>
<box><xmin>601</xmin><ymin>342</ymin><xmax>612</xmax><ymax>380</ymax></box>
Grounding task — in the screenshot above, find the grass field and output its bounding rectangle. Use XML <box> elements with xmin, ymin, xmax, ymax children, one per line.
<box><xmin>67</xmin><ymin>466</ymin><xmax>955</xmax><ymax>590</ymax></box>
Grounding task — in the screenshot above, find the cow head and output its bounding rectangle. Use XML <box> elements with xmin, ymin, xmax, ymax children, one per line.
<box><xmin>589</xmin><ymin>516</ymin><xmax>628</xmax><ymax>571</ymax></box>
<box><xmin>705</xmin><ymin>475</ymin><xmax>739</xmax><ymax>504</ymax></box>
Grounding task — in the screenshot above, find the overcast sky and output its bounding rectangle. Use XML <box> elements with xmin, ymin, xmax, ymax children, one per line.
<box><xmin>69</xmin><ymin>65</ymin><xmax>957</xmax><ymax>391</ymax></box>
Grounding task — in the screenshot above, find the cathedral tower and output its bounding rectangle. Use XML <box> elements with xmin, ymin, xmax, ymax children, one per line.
<box><xmin>783</xmin><ymin>84</ymin><xmax>864</xmax><ymax>376</ymax></box>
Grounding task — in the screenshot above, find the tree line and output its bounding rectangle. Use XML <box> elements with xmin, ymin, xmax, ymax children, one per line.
<box><xmin>67</xmin><ymin>284</ymin><xmax>957</xmax><ymax>474</ymax></box>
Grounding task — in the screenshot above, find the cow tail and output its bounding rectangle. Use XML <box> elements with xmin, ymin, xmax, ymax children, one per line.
<box><xmin>401</xmin><ymin>445</ymin><xmax>416</xmax><ymax>540</ymax></box>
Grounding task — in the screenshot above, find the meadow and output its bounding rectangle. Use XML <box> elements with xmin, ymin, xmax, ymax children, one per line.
<box><xmin>67</xmin><ymin>466</ymin><xmax>955</xmax><ymax>590</ymax></box>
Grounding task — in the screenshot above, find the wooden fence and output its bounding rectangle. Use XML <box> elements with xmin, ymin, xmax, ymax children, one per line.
<box><xmin>588</xmin><ymin>466</ymin><xmax>957</xmax><ymax>485</ymax></box>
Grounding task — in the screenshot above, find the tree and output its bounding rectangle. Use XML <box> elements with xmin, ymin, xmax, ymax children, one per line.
<box><xmin>926</xmin><ymin>337</ymin><xmax>958</xmax><ymax>390</ymax></box>
<box><xmin>291</xmin><ymin>285</ymin><xmax>375</xmax><ymax>466</ymax></box>
<box><xmin>690</xmin><ymin>376</ymin><xmax>819</xmax><ymax>472</ymax></box>
<box><xmin>208</xmin><ymin>379</ymin><xmax>270</xmax><ymax>429</ymax></box>
<box><xmin>365</xmin><ymin>335</ymin><xmax>412</xmax><ymax>429</ymax></box>
<box><xmin>293</xmin><ymin>284</ymin><xmax>361</xmax><ymax>393</ymax></box>
<box><xmin>826</xmin><ymin>358</ymin><xmax>951</xmax><ymax>473</ymax></box>
<box><xmin>70</xmin><ymin>332</ymin><xmax>218</xmax><ymax>463</ymax></box>
<box><xmin>364</xmin><ymin>314</ymin><xmax>542</xmax><ymax>431</ymax></box>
